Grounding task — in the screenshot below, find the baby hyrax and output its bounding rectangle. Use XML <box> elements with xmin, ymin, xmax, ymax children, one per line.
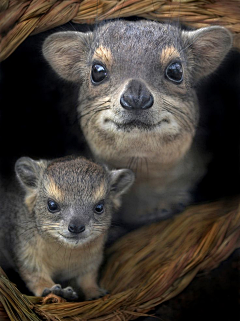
<box><xmin>0</xmin><ymin>156</ymin><xmax>134</xmax><ymax>300</ymax></box>
<box><xmin>42</xmin><ymin>20</ymin><xmax>232</xmax><ymax>227</ymax></box>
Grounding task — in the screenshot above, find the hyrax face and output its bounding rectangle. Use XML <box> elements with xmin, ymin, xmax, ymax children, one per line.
<box><xmin>15</xmin><ymin>157</ymin><xmax>134</xmax><ymax>247</ymax></box>
<box><xmin>43</xmin><ymin>20</ymin><xmax>232</xmax><ymax>170</ymax></box>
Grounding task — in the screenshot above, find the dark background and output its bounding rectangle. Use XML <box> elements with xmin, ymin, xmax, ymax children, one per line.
<box><xmin>0</xmin><ymin>23</ymin><xmax>93</xmax><ymax>182</ymax></box>
<box><xmin>0</xmin><ymin>21</ymin><xmax>240</xmax><ymax>320</ymax></box>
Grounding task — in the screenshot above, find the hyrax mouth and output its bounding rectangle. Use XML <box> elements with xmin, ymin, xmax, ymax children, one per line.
<box><xmin>58</xmin><ymin>232</ymin><xmax>89</xmax><ymax>242</ymax></box>
<box><xmin>104</xmin><ymin>118</ymin><xmax>170</xmax><ymax>132</ymax></box>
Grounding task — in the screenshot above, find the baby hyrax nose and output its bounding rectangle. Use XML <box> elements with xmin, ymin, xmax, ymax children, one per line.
<box><xmin>68</xmin><ymin>222</ymin><xmax>85</xmax><ymax>234</ymax></box>
<box><xmin>120</xmin><ymin>79</ymin><xmax>154</xmax><ymax>110</ymax></box>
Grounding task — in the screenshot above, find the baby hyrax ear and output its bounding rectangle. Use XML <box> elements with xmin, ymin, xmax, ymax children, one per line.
<box><xmin>182</xmin><ymin>26</ymin><xmax>232</xmax><ymax>80</ymax></box>
<box><xmin>110</xmin><ymin>169</ymin><xmax>135</xmax><ymax>197</ymax></box>
<box><xmin>42</xmin><ymin>31</ymin><xmax>92</xmax><ymax>82</ymax></box>
<box><xmin>15</xmin><ymin>157</ymin><xmax>47</xmax><ymax>192</ymax></box>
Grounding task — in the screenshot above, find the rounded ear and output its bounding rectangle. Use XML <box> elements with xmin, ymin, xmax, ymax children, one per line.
<box><xmin>15</xmin><ymin>157</ymin><xmax>47</xmax><ymax>190</ymax></box>
<box><xmin>42</xmin><ymin>31</ymin><xmax>92</xmax><ymax>82</ymax></box>
<box><xmin>110</xmin><ymin>169</ymin><xmax>135</xmax><ymax>196</ymax></box>
<box><xmin>182</xmin><ymin>26</ymin><xmax>232</xmax><ymax>80</ymax></box>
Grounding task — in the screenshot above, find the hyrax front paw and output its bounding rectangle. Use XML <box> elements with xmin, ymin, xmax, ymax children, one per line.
<box><xmin>85</xmin><ymin>287</ymin><xmax>109</xmax><ymax>301</ymax></box>
<box><xmin>141</xmin><ymin>197</ymin><xmax>190</xmax><ymax>224</ymax></box>
<box><xmin>153</xmin><ymin>195</ymin><xmax>191</xmax><ymax>220</ymax></box>
<box><xmin>42</xmin><ymin>284</ymin><xmax>78</xmax><ymax>301</ymax></box>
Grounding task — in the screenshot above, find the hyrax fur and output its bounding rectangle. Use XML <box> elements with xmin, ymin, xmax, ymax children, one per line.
<box><xmin>42</xmin><ymin>20</ymin><xmax>232</xmax><ymax>228</ymax></box>
<box><xmin>0</xmin><ymin>156</ymin><xmax>134</xmax><ymax>300</ymax></box>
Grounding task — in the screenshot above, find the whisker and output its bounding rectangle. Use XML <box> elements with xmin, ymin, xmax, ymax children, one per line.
<box><xmin>79</xmin><ymin>106</ymin><xmax>110</xmax><ymax>121</ymax></box>
<box><xmin>162</xmin><ymin>97</ymin><xmax>195</xmax><ymax>133</ymax></box>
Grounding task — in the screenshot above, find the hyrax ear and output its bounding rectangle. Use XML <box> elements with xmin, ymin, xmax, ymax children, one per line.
<box><xmin>110</xmin><ymin>169</ymin><xmax>135</xmax><ymax>197</ymax></box>
<box><xmin>15</xmin><ymin>157</ymin><xmax>47</xmax><ymax>191</ymax></box>
<box><xmin>42</xmin><ymin>31</ymin><xmax>92</xmax><ymax>82</ymax></box>
<box><xmin>182</xmin><ymin>26</ymin><xmax>232</xmax><ymax>80</ymax></box>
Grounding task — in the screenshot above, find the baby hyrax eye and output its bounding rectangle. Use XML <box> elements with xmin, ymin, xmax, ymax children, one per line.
<box><xmin>94</xmin><ymin>200</ymin><xmax>105</xmax><ymax>214</ymax></box>
<box><xmin>91</xmin><ymin>63</ymin><xmax>107</xmax><ymax>84</ymax></box>
<box><xmin>165</xmin><ymin>61</ymin><xmax>183</xmax><ymax>83</ymax></box>
<box><xmin>47</xmin><ymin>199</ymin><xmax>60</xmax><ymax>213</ymax></box>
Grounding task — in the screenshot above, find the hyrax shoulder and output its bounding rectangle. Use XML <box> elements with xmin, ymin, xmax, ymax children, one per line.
<box><xmin>42</xmin><ymin>20</ymin><xmax>232</xmax><ymax>227</ymax></box>
<box><xmin>0</xmin><ymin>156</ymin><xmax>134</xmax><ymax>300</ymax></box>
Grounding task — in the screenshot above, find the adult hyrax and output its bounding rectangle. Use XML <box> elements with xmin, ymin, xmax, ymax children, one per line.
<box><xmin>0</xmin><ymin>156</ymin><xmax>134</xmax><ymax>300</ymax></box>
<box><xmin>42</xmin><ymin>19</ymin><xmax>232</xmax><ymax>227</ymax></box>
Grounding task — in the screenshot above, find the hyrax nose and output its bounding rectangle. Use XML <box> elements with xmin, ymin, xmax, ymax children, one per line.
<box><xmin>68</xmin><ymin>222</ymin><xmax>85</xmax><ymax>234</ymax></box>
<box><xmin>120</xmin><ymin>79</ymin><xmax>154</xmax><ymax>110</ymax></box>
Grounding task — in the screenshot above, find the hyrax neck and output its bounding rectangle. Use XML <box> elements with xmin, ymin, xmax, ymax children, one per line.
<box><xmin>103</xmin><ymin>155</ymin><xmax>179</xmax><ymax>183</ymax></box>
<box><xmin>95</xmin><ymin>140</ymin><xmax>194</xmax><ymax>185</ymax></box>
<box><xmin>95</xmin><ymin>139</ymin><xmax>206</xmax><ymax>192</ymax></box>
<box><xmin>21</xmin><ymin>232</ymin><xmax>106</xmax><ymax>280</ymax></box>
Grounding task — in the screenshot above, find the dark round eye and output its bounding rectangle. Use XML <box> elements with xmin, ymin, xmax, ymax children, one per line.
<box><xmin>165</xmin><ymin>61</ymin><xmax>183</xmax><ymax>83</ymax></box>
<box><xmin>91</xmin><ymin>63</ymin><xmax>107</xmax><ymax>84</ymax></box>
<box><xmin>47</xmin><ymin>199</ymin><xmax>60</xmax><ymax>213</ymax></box>
<box><xmin>94</xmin><ymin>201</ymin><xmax>104</xmax><ymax>214</ymax></box>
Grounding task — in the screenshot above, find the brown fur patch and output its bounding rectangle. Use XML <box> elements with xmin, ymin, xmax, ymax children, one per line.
<box><xmin>93</xmin><ymin>45</ymin><xmax>113</xmax><ymax>66</ymax></box>
<box><xmin>25</xmin><ymin>192</ymin><xmax>37</xmax><ymax>212</ymax></box>
<box><xmin>160</xmin><ymin>46</ymin><xmax>179</xmax><ymax>65</ymax></box>
<box><xmin>21</xmin><ymin>272</ymin><xmax>55</xmax><ymax>297</ymax></box>
<box><xmin>93</xmin><ymin>182</ymin><xmax>106</xmax><ymax>202</ymax></box>
<box><xmin>44</xmin><ymin>178</ymin><xmax>64</xmax><ymax>201</ymax></box>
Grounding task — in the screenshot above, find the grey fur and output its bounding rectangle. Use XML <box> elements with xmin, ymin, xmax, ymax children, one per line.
<box><xmin>0</xmin><ymin>156</ymin><xmax>134</xmax><ymax>300</ymax></box>
<box><xmin>42</xmin><ymin>20</ymin><xmax>232</xmax><ymax>229</ymax></box>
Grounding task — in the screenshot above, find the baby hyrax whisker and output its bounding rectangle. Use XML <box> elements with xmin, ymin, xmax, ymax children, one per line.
<box><xmin>0</xmin><ymin>155</ymin><xmax>134</xmax><ymax>301</ymax></box>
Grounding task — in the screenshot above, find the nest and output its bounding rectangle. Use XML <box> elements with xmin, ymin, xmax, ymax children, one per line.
<box><xmin>0</xmin><ymin>1</ymin><xmax>240</xmax><ymax>320</ymax></box>
<box><xmin>0</xmin><ymin>0</ymin><xmax>240</xmax><ymax>61</ymax></box>
<box><xmin>0</xmin><ymin>198</ymin><xmax>240</xmax><ymax>320</ymax></box>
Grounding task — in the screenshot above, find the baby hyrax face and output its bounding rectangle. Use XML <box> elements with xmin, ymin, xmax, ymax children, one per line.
<box><xmin>15</xmin><ymin>156</ymin><xmax>134</xmax><ymax>247</ymax></box>
<box><xmin>43</xmin><ymin>20</ymin><xmax>232</xmax><ymax>170</ymax></box>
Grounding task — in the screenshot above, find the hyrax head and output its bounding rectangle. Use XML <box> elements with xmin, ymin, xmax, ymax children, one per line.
<box><xmin>15</xmin><ymin>156</ymin><xmax>134</xmax><ymax>247</ymax></box>
<box><xmin>43</xmin><ymin>20</ymin><xmax>232</xmax><ymax>167</ymax></box>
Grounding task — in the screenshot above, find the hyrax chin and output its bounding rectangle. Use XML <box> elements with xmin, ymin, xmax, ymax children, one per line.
<box><xmin>0</xmin><ymin>156</ymin><xmax>134</xmax><ymax>300</ymax></box>
<box><xmin>43</xmin><ymin>19</ymin><xmax>232</xmax><ymax>227</ymax></box>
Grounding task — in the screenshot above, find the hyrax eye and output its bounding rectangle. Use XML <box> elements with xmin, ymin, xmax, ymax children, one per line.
<box><xmin>94</xmin><ymin>201</ymin><xmax>105</xmax><ymax>214</ymax></box>
<box><xmin>47</xmin><ymin>199</ymin><xmax>60</xmax><ymax>213</ymax></box>
<box><xmin>91</xmin><ymin>63</ymin><xmax>107</xmax><ymax>84</ymax></box>
<box><xmin>165</xmin><ymin>61</ymin><xmax>183</xmax><ymax>83</ymax></box>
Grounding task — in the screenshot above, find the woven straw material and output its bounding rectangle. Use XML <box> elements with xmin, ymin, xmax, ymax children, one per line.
<box><xmin>0</xmin><ymin>197</ymin><xmax>239</xmax><ymax>320</ymax></box>
<box><xmin>0</xmin><ymin>0</ymin><xmax>240</xmax><ymax>61</ymax></box>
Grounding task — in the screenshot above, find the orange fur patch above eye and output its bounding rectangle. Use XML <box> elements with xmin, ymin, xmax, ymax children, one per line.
<box><xmin>44</xmin><ymin>179</ymin><xmax>64</xmax><ymax>201</ymax></box>
<box><xmin>25</xmin><ymin>192</ymin><xmax>37</xmax><ymax>212</ymax></box>
<box><xmin>93</xmin><ymin>182</ymin><xmax>106</xmax><ymax>203</ymax></box>
<box><xmin>160</xmin><ymin>46</ymin><xmax>180</xmax><ymax>65</ymax></box>
<box><xmin>93</xmin><ymin>46</ymin><xmax>113</xmax><ymax>66</ymax></box>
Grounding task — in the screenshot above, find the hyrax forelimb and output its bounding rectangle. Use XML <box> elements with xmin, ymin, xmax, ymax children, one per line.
<box><xmin>0</xmin><ymin>156</ymin><xmax>134</xmax><ymax>300</ymax></box>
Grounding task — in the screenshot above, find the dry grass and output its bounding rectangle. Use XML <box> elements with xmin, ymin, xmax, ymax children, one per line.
<box><xmin>0</xmin><ymin>0</ymin><xmax>240</xmax><ymax>61</ymax></box>
<box><xmin>0</xmin><ymin>197</ymin><xmax>239</xmax><ymax>320</ymax></box>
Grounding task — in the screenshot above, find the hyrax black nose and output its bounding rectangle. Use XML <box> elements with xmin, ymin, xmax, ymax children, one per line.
<box><xmin>68</xmin><ymin>223</ymin><xmax>85</xmax><ymax>234</ymax></box>
<box><xmin>120</xmin><ymin>80</ymin><xmax>153</xmax><ymax>110</ymax></box>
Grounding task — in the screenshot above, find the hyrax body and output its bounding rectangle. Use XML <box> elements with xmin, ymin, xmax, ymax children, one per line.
<box><xmin>43</xmin><ymin>20</ymin><xmax>232</xmax><ymax>228</ymax></box>
<box><xmin>0</xmin><ymin>156</ymin><xmax>134</xmax><ymax>300</ymax></box>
